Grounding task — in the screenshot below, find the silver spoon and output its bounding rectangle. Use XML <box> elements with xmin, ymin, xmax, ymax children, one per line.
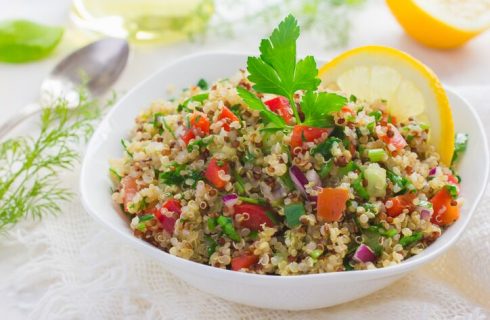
<box><xmin>0</xmin><ymin>38</ymin><xmax>130</xmax><ymax>139</ymax></box>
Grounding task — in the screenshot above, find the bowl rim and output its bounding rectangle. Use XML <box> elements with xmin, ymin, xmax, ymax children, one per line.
<box><xmin>80</xmin><ymin>51</ymin><xmax>490</xmax><ymax>283</ymax></box>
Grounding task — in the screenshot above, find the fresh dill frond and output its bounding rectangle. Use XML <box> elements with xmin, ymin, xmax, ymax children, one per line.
<box><xmin>0</xmin><ymin>86</ymin><xmax>115</xmax><ymax>231</ymax></box>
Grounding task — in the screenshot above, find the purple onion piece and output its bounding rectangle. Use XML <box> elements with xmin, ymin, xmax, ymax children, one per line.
<box><xmin>353</xmin><ymin>244</ymin><xmax>376</xmax><ymax>263</ymax></box>
<box><xmin>419</xmin><ymin>209</ymin><xmax>432</xmax><ymax>221</ymax></box>
<box><xmin>222</xmin><ymin>193</ymin><xmax>238</xmax><ymax>207</ymax></box>
<box><xmin>428</xmin><ymin>167</ymin><xmax>437</xmax><ymax>176</ymax></box>
<box><xmin>305</xmin><ymin>169</ymin><xmax>321</xmax><ymax>188</ymax></box>
<box><xmin>289</xmin><ymin>165</ymin><xmax>308</xmax><ymax>196</ymax></box>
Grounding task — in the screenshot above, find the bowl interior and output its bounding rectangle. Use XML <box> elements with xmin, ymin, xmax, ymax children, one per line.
<box><xmin>80</xmin><ymin>53</ymin><xmax>488</xmax><ymax>282</ymax></box>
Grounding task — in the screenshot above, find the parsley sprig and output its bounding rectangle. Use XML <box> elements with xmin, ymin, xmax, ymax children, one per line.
<box><xmin>237</xmin><ymin>14</ymin><xmax>347</xmax><ymax>129</ymax></box>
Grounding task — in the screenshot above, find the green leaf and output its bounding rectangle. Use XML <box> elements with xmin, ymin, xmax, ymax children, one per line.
<box><xmin>246</xmin><ymin>14</ymin><xmax>321</xmax><ymax>123</ymax></box>
<box><xmin>236</xmin><ymin>87</ymin><xmax>287</xmax><ymax>127</ymax></box>
<box><xmin>285</xmin><ymin>202</ymin><xmax>305</xmax><ymax>228</ymax></box>
<box><xmin>311</xmin><ymin>136</ymin><xmax>342</xmax><ymax>160</ymax></box>
<box><xmin>196</xmin><ymin>78</ymin><xmax>208</xmax><ymax>90</ymax></box>
<box><xmin>301</xmin><ymin>91</ymin><xmax>347</xmax><ymax>128</ymax></box>
<box><xmin>0</xmin><ymin>20</ymin><xmax>63</xmax><ymax>63</ymax></box>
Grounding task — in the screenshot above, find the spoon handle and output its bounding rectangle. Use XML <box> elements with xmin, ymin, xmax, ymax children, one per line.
<box><xmin>0</xmin><ymin>103</ymin><xmax>42</xmax><ymax>140</ymax></box>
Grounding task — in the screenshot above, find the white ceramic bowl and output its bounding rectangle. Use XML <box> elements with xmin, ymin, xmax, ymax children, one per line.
<box><xmin>80</xmin><ymin>53</ymin><xmax>489</xmax><ymax>310</ymax></box>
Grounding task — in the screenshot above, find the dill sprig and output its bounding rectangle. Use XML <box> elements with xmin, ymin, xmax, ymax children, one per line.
<box><xmin>0</xmin><ymin>86</ymin><xmax>115</xmax><ymax>231</ymax></box>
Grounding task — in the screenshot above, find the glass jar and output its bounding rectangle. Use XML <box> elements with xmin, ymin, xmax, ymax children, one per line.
<box><xmin>70</xmin><ymin>0</ymin><xmax>215</xmax><ymax>43</ymax></box>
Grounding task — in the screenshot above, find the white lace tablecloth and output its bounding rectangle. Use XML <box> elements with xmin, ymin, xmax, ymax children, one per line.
<box><xmin>1</xmin><ymin>1</ymin><xmax>490</xmax><ymax>319</ymax></box>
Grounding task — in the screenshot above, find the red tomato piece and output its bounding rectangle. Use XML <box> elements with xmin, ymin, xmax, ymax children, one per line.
<box><xmin>447</xmin><ymin>174</ymin><xmax>459</xmax><ymax>186</ymax></box>
<box><xmin>385</xmin><ymin>193</ymin><xmax>416</xmax><ymax>217</ymax></box>
<box><xmin>218</xmin><ymin>106</ymin><xmax>239</xmax><ymax>131</ymax></box>
<box><xmin>152</xmin><ymin>199</ymin><xmax>182</xmax><ymax>234</ymax></box>
<box><xmin>181</xmin><ymin>113</ymin><xmax>210</xmax><ymax>145</ymax></box>
<box><xmin>430</xmin><ymin>188</ymin><xmax>460</xmax><ymax>226</ymax></box>
<box><xmin>233</xmin><ymin>203</ymin><xmax>274</xmax><ymax>231</ymax></box>
<box><xmin>265</xmin><ymin>96</ymin><xmax>293</xmax><ymax>124</ymax></box>
<box><xmin>231</xmin><ymin>254</ymin><xmax>259</xmax><ymax>271</ymax></box>
<box><xmin>290</xmin><ymin>125</ymin><xmax>331</xmax><ymax>150</ymax></box>
<box><xmin>376</xmin><ymin>124</ymin><xmax>407</xmax><ymax>152</ymax></box>
<box><xmin>121</xmin><ymin>176</ymin><xmax>138</xmax><ymax>212</ymax></box>
<box><xmin>190</xmin><ymin>113</ymin><xmax>210</xmax><ymax>135</ymax></box>
<box><xmin>181</xmin><ymin>130</ymin><xmax>196</xmax><ymax>145</ymax></box>
<box><xmin>341</xmin><ymin>106</ymin><xmax>355</xmax><ymax>115</ymax></box>
<box><xmin>204</xmin><ymin>158</ymin><xmax>230</xmax><ymax>189</ymax></box>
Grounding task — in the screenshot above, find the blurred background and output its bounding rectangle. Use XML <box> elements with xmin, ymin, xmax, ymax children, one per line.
<box><xmin>1</xmin><ymin>0</ymin><xmax>489</xmax><ymax>119</ymax></box>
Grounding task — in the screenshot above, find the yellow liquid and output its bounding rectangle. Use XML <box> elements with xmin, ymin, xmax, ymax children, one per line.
<box><xmin>71</xmin><ymin>0</ymin><xmax>214</xmax><ymax>43</ymax></box>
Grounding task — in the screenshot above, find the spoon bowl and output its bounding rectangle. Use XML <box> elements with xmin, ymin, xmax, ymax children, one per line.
<box><xmin>0</xmin><ymin>38</ymin><xmax>129</xmax><ymax>139</ymax></box>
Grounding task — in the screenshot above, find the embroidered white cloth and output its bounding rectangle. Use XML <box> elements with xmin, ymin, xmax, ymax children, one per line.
<box><xmin>1</xmin><ymin>1</ymin><xmax>490</xmax><ymax>319</ymax></box>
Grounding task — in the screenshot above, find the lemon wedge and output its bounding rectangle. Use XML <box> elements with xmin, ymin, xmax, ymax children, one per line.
<box><xmin>318</xmin><ymin>46</ymin><xmax>454</xmax><ymax>166</ymax></box>
<box><xmin>387</xmin><ymin>0</ymin><xmax>490</xmax><ymax>49</ymax></box>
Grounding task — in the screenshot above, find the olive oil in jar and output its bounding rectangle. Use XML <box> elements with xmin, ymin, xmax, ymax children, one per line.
<box><xmin>71</xmin><ymin>0</ymin><xmax>214</xmax><ymax>43</ymax></box>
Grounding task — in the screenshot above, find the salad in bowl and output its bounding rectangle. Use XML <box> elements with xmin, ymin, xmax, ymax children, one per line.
<box><xmin>81</xmin><ymin>15</ymin><xmax>487</xmax><ymax>309</ymax></box>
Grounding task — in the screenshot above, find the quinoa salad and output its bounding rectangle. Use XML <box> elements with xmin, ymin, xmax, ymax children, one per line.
<box><xmin>110</xmin><ymin>15</ymin><xmax>467</xmax><ymax>275</ymax></box>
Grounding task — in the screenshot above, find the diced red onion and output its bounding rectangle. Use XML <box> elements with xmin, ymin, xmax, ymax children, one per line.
<box><xmin>419</xmin><ymin>209</ymin><xmax>432</xmax><ymax>221</ymax></box>
<box><xmin>222</xmin><ymin>193</ymin><xmax>238</xmax><ymax>207</ymax></box>
<box><xmin>305</xmin><ymin>169</ymin><xmax>321</xmax><ymax>188</ymax></box>
<box><xmin>289</xmin><ymin>165</ymin><xmax>309</xmax><ymax>196</ymax></box>
<box><xmin>353</xmin><ymin>244</ymin><xmax>376</xmax><ymax>263</ymax></box>
<box><xmin>428</xmin><ymin>167</ymin><xmax>437</xmax><ymax>176</ymax></box>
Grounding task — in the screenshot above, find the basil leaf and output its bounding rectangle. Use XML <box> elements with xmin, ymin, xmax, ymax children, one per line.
<box><xmin>0</xmin><ymin>20</ymin><xmax>63</xmax><ymax>63</ymax></box>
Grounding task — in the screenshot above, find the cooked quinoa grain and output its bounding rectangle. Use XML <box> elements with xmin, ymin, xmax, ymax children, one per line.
<box><xmin>110</xmin><ymin>73</ymin><xmax>463</xmax><ymax>275</ymax></box>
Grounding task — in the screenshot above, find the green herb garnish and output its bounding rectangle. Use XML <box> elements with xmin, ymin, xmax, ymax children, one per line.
<box><xmin>399</xmin><ymin>231</ymin><xmax>423</xmax><ymax>248</ymax></box>
<box><xmin>237</xmin><ymin>15</ymin><xmax>346</xmax><ymax>128</ymax></box>
<box><xmin>217</xmin><ymin>216</ymin><xmax>241</xmax><ymax>242</ymax></box>
<box><xmin>177</xmin><ymin>93</ymin><xmax>209</xmax><ymax>112</ymax></box>
<box><xmin>311</xmin><ymin>136</ymin><xmax>342</xmax><ymax>160</ymax></box>
<box><xmin>0</xmin><ymin>86</ymin><xmax>114</xmax><ymax>230</ymax></box>
<box><xmin>239</xmin><ymin>196</ymin><xmax>267</xmax><ymax>206</ymax></box>
<box><xmin>319</xmin><ymin>159</ymin><xmax>334</xmax><ymax>178</ymax></box>
<box><xmin>196</xmin><ymin>78</ymin><xmax>208</xmax><ymax>90</ymax></box>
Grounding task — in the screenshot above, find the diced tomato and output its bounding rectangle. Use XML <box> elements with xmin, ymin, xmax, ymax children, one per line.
<box><xmin>181</xmin><ymin>113</ymin><xmax>210</xmax><ymax>145</ymax></box>
<box><xmin>181</xmin><ymin>130</ymin><xmax>196</xmax><ymax>145</ymax></box>
<box><xmin>316</xmin><ymin>187</ymin><xmax>350</xmax><ymax>222</ymax></box>
<box><xmin>447</xmin><ymin>174</ymin><xmax>459</xmax><ymax>186</ymax></box>
<box><xmin>376</xmin><ymin>124</ymin><xmax>407</xmax><ymax>152</ymax></box>
<box><xmin>341</xmin><ymin>106</ymin><xmax>355</xmax><ymax>115</ymax></box>
<box><xmin>218</xmin><ymin>106</ymin><xmax>239</xmax><ymax>131</ymax></box>
<box><xmin>290</xmin><ymin>125</ymin><xmax>331</xmax><ymax>150</ymax></box>
<box><xmin>204</xmin><ymin>158</ymin><xmax>230</xmax><ymax>189</ymax></box>
<box><xmin>233</xmin><ymin>203</ymin><xmax>274</xmax><ymax>230</ymax></box>
<box><xmin>231</xmin><ymin>254</ymin><xmax>259</xmax><ymax>271</ymax></box>
<box><xmin>190</xmin><ymin>112</ymin><xmax>210</xmax><ymax>135</ymax></box>
<box><xmin>152</xmin><ymin>199</ymin><xmax>182</xmax><ymax>234</ymax></box>
<box><xmin>162</xmin><ymin>198</ymin><xmax>182</xmax><ymax>214</ymax></box>
<box><xmin>430</xmin><ymin>188</ymin><xmax>460</xmax><ymax>226</ymax></box>
<box><xmin>121</xmin><ymin>176</ymin><xmax>138</xmax><ymax>212</ymax></box>
<box><xmin>265</xmin><ymin>96</ymin><xmax>293</xmax><ymax>124</ymax></box>
<box><xmin>381</xmin><ymin>113</ymin><xmax>397</xmax><ymax>126</ymax></box>
<box><xmin>385</xmin><ymin>193</ymin><xmax>416</xmax><ymax>217</ymax></box>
